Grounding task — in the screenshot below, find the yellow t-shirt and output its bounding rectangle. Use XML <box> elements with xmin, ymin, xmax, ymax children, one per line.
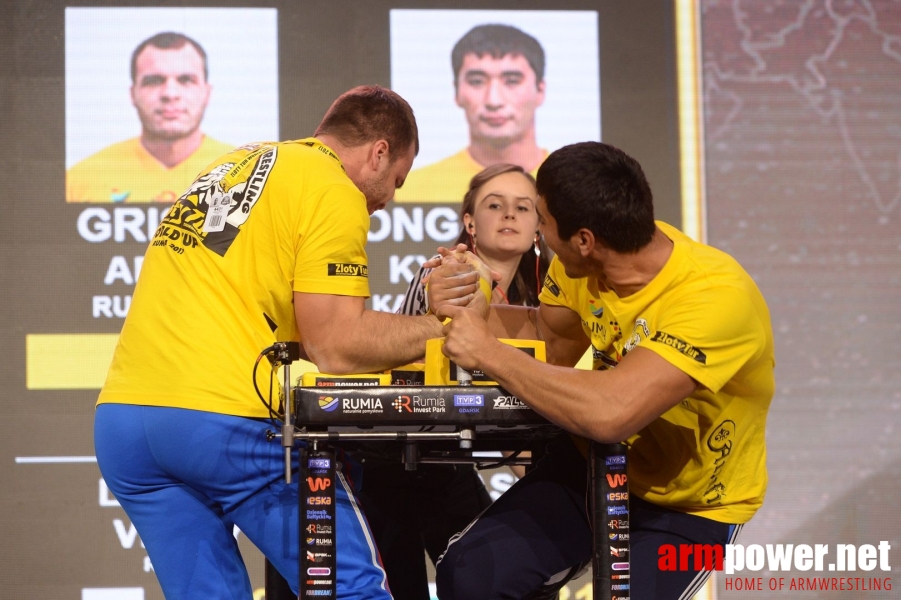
<box><xmin>539</xmin><ymin>222</ymin><xmax>775</xmax><ymax>524</ymax></box>
<box><xmin>66</xmin><ymin>136</ymin><xmax>235</xmax><ymax>203</ymax></box>
<box><xmin>393</xmin><ymin>148</ymin><xmax>545</xmax><ymax>203</ymax></box>
<box><xmin>98</xmin><ymin>139</ymin><xmax>372</xmax><ymax>417</ymax></box>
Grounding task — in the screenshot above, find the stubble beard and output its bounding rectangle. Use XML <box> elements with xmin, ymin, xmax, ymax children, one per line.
<box><xmin>358</xmin><ymin>168</ymin><xmax>392</xmax><ymax>213</ymax></box>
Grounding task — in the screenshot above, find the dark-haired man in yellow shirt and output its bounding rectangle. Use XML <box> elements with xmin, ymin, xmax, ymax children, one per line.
<box><xmin>431</xmin><ymin>142</ymin><xmax>775</xmax><ymax>600</ymax></box>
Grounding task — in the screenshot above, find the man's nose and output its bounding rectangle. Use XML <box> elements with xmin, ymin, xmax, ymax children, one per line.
<box><xmin>160</xmin><ymin>78</ymin><xmax>181</xmax><ymax>99</ymax></box>
<box><xmin>484</xmin><ymin>78</ymin><xmax>504</xmax><ymax>108</ymax></box>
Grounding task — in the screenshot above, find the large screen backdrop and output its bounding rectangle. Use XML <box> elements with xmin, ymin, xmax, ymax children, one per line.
<box><xmin>2</xmin><ymin>0</ymin><xmax>896</xmax><ymax>598</ymax></box>
<box><xmin>2</xmin><ymin>2</ymin><xmax>676</xmax><ymax>597</ymax></box>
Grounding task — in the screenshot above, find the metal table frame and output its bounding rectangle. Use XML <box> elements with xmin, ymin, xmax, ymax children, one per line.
<box><xmin>265</xmin><ymin>381</ymin><xmax>630</xmax><ymax>600</ymax></box>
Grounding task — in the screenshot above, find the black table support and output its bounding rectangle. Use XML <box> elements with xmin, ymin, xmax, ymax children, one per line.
<box><xmin>263</xmin><ymin>386</ymin><xmax>629</xmax><ymax>599</ymax></box>
<box><xmin>590</xmin><ymin>442</ymin><xmax>630</xmax><ymax>600</ymax></box>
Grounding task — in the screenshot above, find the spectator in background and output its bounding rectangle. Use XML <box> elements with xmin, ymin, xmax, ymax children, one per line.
<box><xmin>395</xmin><ymin>24</ymin><xmax>547</xmax><ymax>203</ymax></box>
<box><xmin>67</xmin><ymin>32</ymin><xmax>233</xmax><ymax>203</ymax></box>
<box><xmin>359</xmin><ymin>163</ymin><xmax>550</xmax><ymax>600</ymax></box>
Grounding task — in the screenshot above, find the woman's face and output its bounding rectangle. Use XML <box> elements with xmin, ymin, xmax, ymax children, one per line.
<box><xmin>464</xmin><ymin>171</ymin><xmax>540</xmax><ymax>259</ymax></box>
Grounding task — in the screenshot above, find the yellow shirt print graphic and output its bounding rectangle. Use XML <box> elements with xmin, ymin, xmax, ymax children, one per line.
<box><xmin>155</xmin><ymin>143</ymin><xmax>277</xmax><ymax>257</ymax></box>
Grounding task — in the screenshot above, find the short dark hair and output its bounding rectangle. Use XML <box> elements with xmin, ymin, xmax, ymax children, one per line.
<box><xmin>131</xmin><ymin>32</ymin><xmax>208</xmax><ymax>83</ymax></box>
<box><xmin>452</xmin><ymin>24</ymin><xmax>545</xmax><ymax>86</ymax></box>
<box><xmin>453</xmin><ymin>163</ymin><xmax>549</xmax><ymax>307</ymax></box>
<box><xmin>315</xmin><ymin>85</ymin><xmax>419</xmax><ymax>159</ymax></box>
<box><xmin>536</xmin><ymin>142</ymin><xmax>656</xmax><ymax>253</ymax></box>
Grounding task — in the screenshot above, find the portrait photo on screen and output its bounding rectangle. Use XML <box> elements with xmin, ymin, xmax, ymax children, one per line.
<box><xmin>390</xmin><ymin>9</ymin><xmax>600</xmax><ymax>203</ymax></box>
<box><xmin>65</xmin><ymin>7</ymin><xmax>279</xmax><ymax>204</ymax></box>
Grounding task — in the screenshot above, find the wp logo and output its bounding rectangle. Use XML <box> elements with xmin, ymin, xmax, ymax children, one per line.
<box><xmin>606</xmin><ymin>473</ymin><xmax>627</xmax><ymax>488</ymax></box>
<box><xmin>307</xmin><ymin>477</ymin><xmax>332</xmax><ymax>492</ymax></box>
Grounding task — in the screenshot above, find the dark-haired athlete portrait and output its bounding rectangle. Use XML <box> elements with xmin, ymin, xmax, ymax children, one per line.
<box><xmin>395</xmin><ymin>24</ymin><xmax>548</xmax><ymax>203</ymax></box>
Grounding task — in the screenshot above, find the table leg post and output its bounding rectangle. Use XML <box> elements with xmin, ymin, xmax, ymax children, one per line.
<box><xmin>590</xmin><ymin>442</ymin><xmax>629</xmax><ymax>600</ymax></box>
<box><xmin>264</xmin><ymin>442</ymin><xmax>306</xmax><ymax>600</ymax></box>
<box><xmin>300</xmin><ymin>446</ymin><xmax>337</xmax><ymax>599</ymax></box>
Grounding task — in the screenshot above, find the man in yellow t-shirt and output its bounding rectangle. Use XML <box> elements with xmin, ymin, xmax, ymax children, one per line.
<box><xmin>431</xmin><ymin>142</ymin><xmax>775</xmax><ymax>600</ymax></box>
<box><xmin>394</xmin><ymin>24</ymin><xmax>548</xmax><ymax>203</ymax></box>
<box><xmin>94</xmin><ymin>86</ymin><xmax>449</xmax><ymax>599</ymax></box>
<box><xmin>67</xmin><ymin>32</ymin><xmax>233</xmax><ymax>203</ymax></box>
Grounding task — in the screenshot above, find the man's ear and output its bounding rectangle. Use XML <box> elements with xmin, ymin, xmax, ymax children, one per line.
<box><xmin>576</xmin><ymin>228</ymin><xmax>596</xmax><ymax>257</ymax></box>
<box><xmin>201</xmin><ymin>82</ymin><xmax>213</xmax><ymax>108</ymax></box>
<box><xmin>535</xmin><ymin>79</ymin><xmax>547</xmax><ymax>108</ymax></box>
<box><xmin>368</xmin><ymin>139</ymin><xmax>390</xmax><ymax>171</ymax></box>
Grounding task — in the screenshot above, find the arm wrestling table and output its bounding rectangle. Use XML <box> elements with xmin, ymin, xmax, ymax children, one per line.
<box><xmin>264</xmin><ymin>383</ymin><xmax>631</xmax><ymax>600</ymax></box>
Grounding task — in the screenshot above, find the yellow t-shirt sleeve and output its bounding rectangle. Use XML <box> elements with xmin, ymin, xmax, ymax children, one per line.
<box><xmin>293</xmin><ymin>182</ymin><xmax>371</xmax><ymax>297</ymax></box>
<box><xmin>537</xmin><ymin>256</ymin><xmax>572</xmax><ymax>307</ymax></box>
<box><xmin>640</xmin><ymin>285</ymin><xmax>767</xmax><ymax>393</ymax></box>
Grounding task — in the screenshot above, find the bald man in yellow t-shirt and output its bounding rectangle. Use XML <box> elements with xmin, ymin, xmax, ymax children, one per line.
<box><xmin>67</xmin><ymin>32</ymin><xmax>232</xmax><ymax>203</ymax></box>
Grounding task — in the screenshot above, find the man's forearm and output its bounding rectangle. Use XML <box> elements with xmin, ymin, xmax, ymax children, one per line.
<box><xmin>473</xmin><ymin>339</ymin><xmax>630</xmax><ymax>442</ymax></box>
<box><xmin>469</xmin><ymin>339</ymin><xmax>695</xmax><ymax>444</ymax></box>
<box><xmin>317</xmin><ymin>311</ymin><xmax>444</xmax><ymax>374</ymax></box>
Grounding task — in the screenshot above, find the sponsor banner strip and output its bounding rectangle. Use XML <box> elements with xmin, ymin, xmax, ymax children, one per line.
<box><xmin>301</xmin><ymin>448</ymin><xmax>337</xmax><ymax>597</ymax></box>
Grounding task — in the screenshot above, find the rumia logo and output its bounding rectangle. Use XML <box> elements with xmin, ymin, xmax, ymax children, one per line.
<box><xmin>606</xmin><ymin>473</ymin><xmax>627</xmax><ymax>488</ymax></box>
<box><xmin>392</xmin><ymin>395</ymin><xmax>412</xmax><ymax>412</ymax></box>
<box><xmin>307</xmin><ymin>477</ymin><xmax>332</xmax><ymax>492</ymax></box>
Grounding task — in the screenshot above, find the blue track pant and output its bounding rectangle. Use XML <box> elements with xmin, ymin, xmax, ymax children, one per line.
<box><xmin>95</xmin><ymin>404</ymin><xmax>391</xmax><ymax>599</ymax></box>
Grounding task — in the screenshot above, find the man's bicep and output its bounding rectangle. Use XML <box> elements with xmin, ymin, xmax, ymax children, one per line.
<box><xmin>604</xmin><ymin>346</ymin><xmax>699</xmax><ymax>438</ymax></box>
<box><xmin>537</xmin><ymin>303</ymin><xmax>590</xmax><ymax>367</ymax></box>
<box><xmin>294</xmin><ymin>291</ymin><xmax>365</xmax><ymax>368</ymax></box>
<box><xmin>293</xmin><ymin>183</ymin><xmax>370</xmax><ymax>290</ymax></box>
<box><xmin>650</xmin><ymin>287</ymin><xmax>770</xmax><ymax>393</ymax></box>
